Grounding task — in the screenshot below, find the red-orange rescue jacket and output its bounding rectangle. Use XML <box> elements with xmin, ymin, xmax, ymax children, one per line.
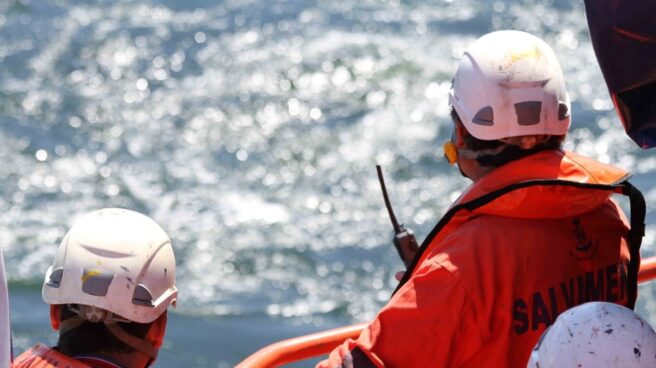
<box><xmin>13</xmin><ymin>344</ymin><xmax>92</xmax><ymax>368</ymax></box>
<box><xmin>13</xmin><ymin>344</ymin><xmax>122</xmax><ymax>368</ymax></box>
<box><xmin>319</xmin><ymin>149</ymin><xmax>645</xmax><ymax>368</ymax></box>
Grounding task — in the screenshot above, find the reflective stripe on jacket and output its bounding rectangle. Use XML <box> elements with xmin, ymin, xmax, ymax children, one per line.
<box><xmin>319</xmin><ymin>149</ymin><xmax>637</xmax><ymax>367</ymax></box>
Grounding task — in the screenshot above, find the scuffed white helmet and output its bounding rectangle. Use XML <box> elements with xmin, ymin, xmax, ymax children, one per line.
<box><xmin>449</xmin><ymin>30</ymin><xmax>571</xmax><ymax>141</ymax></box>
<box><xmin>42</xmin><ymin>208</ymin><xmax>177</xmax><ymax>324</ymax></box>
<box><xmin>527</xmin><ymin>302</ymin><xmax>656</xmax><ymax>368</ymax></box>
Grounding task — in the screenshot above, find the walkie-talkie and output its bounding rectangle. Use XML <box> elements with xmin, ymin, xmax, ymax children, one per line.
<box><xmin>376</xmin><ymin>165</ymin><xmax>419</xmax><ymax>268</ymax></box>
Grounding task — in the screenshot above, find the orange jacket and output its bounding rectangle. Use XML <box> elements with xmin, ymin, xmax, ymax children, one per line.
<box><xmin>13</xmin><ymin>344</ymin><xmax>92</xmax><ymax>368</ymax></box>
<box><xmin>13</xmin><ymin>344</ymin><xmax>123</xmax><ymax>368</ymax></box>
<box><xmin>319</xmin><ymin>150</ymin><xmax>640</xmax><ymax>368</ymax></box>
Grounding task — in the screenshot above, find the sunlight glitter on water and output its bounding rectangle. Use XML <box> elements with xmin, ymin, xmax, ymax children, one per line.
<box><xmin>2</xmin><ymin>2</ymin><xmax>656</xmax><ymax>365</ymax></box>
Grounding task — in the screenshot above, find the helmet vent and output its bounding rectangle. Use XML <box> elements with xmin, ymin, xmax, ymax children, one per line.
<box><xmin>81</xmin><ymin>269</ymin><xmax>114</xmax><ymax>296</ymax></box>
<box><xmin>133</xmin><ymin>284</ymin><xmax>154</xmax><ymax>307</ymax></box>
<box><xmin>472</xmin><ymin>106</ymin><xmax>494</xmax><ymax>126</ymax></box>
<box><xmin>46</xmin><ymin>268</ymin><xmax>64</xmax><ymax>288</ymax></box>
<box><xmin>514</xmin><ymin>101</ymin><xmax>542</xmax><ymax>125</ymax></box>
<box><xmin>558</xmin><ymin>102</ymin><xmax>570</xmax><ymax>120</ymax></box>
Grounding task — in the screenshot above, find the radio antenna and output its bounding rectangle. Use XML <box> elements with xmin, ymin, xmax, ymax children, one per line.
<box><xmin>376</xmin><ymin>165</ymin><xmax>401</xmax><ymax>234</ymax></box>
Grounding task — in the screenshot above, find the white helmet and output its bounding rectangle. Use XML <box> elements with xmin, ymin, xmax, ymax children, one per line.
<box><xmin>43</xmin><ymin>208</ymin><xmax>177</xmax><ymax>324</ymax></box>
<box><xmin>527</xmin><ymin>302</ymin><xmax>656</xmax><ymax>368</ymax></box>
<box><xmin>449</xmin><ymin>30</ymin><xmax>571</xmax><ymax>141</ymax></box>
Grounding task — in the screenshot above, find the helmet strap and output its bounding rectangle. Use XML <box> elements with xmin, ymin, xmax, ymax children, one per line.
<box><xmin>104</xmin><ymin>322</ymin><xmax>158</xmax><ymax>361</ymax></box>
<box><xmin>457</xmin><ymin>145</ymin><xmax>508</xmax><ymax>161</ymax></box>
<box><xmin>56</xmin><ymin>304</ymin><xmax>160</xmax><ymax>363</ymax></box>
<box><xmin>58</xmin><ymin>314</ymin><xmax>85</xmax><ymax>335</ymax></box>
<box><xmin>476</xmin><ymin>144</ymin><xmax>556</xmax><ymax>167</ymax></box>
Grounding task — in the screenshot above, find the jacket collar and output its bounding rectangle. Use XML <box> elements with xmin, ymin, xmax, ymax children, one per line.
<box><xmin>452</xmin><ymin>149</ymin><xmax>630</xmax><ymax>219</ymax></box>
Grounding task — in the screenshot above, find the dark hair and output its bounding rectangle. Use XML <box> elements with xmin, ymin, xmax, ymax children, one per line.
<box><xmin>450</xmin><ymin>107</ymin><xmax>564</xmax><ymax>167</ymax></box>
<box><xmin>56</xmin><ymin>304</ymin><xmax>153</xmax><ymax>356</ymax></box>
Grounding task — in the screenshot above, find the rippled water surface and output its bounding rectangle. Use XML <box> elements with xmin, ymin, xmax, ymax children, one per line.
<box><xmin>2</xmin><ymin>0</ymin><xmax>656</xmax><ymax>366</ymax></box>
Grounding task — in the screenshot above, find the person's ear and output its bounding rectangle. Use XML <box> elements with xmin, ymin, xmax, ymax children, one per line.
<box><xmin>49</xmin><ymin>305</ymin><xmax>63</xmax><ymax>331</ymax></box>
<box><xmin>146</xmin><ymin>311</ymin><xmax>168</xmax><ymax>349</ymax></box>
<box><xmin>455</xmin><ymin>122</ymin><xmax>468</xmax><ymax>148</ymax></box>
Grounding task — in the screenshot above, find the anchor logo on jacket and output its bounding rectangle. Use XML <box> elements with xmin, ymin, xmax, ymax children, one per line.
<box><xmin>570</xmin><ymin>218</ymin><xmax>598</xmax><ymax>259</ymax></box>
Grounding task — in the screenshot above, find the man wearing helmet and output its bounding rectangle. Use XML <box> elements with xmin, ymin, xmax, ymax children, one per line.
<box><xmin>319</xmin><ymin>31</ymin><xmax>644</xmax><ymax>367</ymax></box>
<box><xmin>13</xmin><ymin>208</ymin><xmax>177</xmax><ymax>368</ymax></box>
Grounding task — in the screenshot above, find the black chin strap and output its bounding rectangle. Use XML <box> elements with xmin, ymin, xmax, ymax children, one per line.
<box><xmin>622</xmin><ymin>181</ymin><xmax>646</xmax><ymax>309</ymax></box>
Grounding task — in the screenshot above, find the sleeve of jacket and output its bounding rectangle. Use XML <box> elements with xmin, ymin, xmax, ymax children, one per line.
<box><xmin>317</xmin><ymin>256</ymin><xmax>484</xmax><ymax>367</ymax></box>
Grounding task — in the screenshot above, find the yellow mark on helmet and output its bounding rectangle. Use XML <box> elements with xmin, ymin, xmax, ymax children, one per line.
<box><xmin>443</xmin><ymin>141</ymin><xmax>457</xmax><ymax>166</ymax></box>
<box><xmin>81</xmin><ymin>270</ymin><xmax>102</xmax><ymax>282</ymax></box>
<box><xmin>508</xmin><ymin>46</ymin><xmax>542</xmax><ymax>63</ymax></box>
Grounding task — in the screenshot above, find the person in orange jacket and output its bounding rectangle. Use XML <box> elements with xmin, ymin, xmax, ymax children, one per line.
<box><xmin>13</xmin><ymin>209</ymin><xmax>178</xmax><ymax>368</ymax></box>
<box><xmin>318</xmin><ymin>30</ymin><xmax>645</xmax><ymax>367</ymax></box>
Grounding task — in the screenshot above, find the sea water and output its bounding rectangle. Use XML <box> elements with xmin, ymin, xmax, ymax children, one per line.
<box><xmin>1</xmin><ymin>0</ymin><xmax>655</xmax><ymax>366</ymax></box>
